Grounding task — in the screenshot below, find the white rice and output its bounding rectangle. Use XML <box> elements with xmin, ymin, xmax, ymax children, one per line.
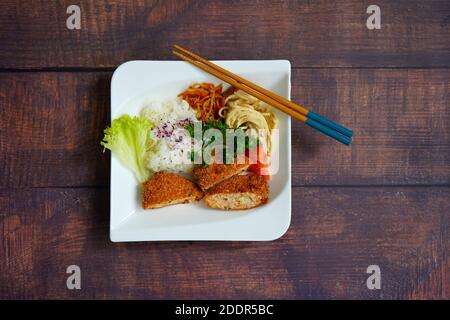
<box><xmin>140</xmin><ymin>98</ymin><xmax>198</xmax><ymax>174</ymax></box>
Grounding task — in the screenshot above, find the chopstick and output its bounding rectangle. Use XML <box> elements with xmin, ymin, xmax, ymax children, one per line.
<box><xmin>173</xmin><ymin>45</ymin><xmax>352</xmax><ymax>145</ymax></box>
<box><xmin>174</xmin><ymin>45</ymin><xmax>353</xmax><ymax>139</ymax></box>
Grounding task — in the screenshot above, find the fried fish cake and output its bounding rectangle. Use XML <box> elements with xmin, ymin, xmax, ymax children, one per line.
<box><xmin>204</xmin><ymin>174</ymin><xmax>269</xmax><ymax>210</ymax></box>
<box><xmin>142</xmin><ymin>171</ymin><xmax>203</xmax><ymax>209</ymax></box>
<box><xmin>193</xmin><ymin>162</ymin><xmax>250</xmax><ymax>191</ymax></box>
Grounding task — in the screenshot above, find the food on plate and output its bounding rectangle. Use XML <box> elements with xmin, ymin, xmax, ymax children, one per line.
<box><xmin>178</xmin><ymin>82</ymin><xmax>224</xmax><ymax>122</ymax></box>
<box><xmin>246</xmin><ymin>145</ymin><xmax>271</xmax><ymax>179</ymax></box>
<box><xmin>219</xmin><ymin>90</ymin><xmax>278</xmax><ymax>154</ymax></box>
<box><xmin>140</xmin><ymin>99</ymin><xmax>198</xmax><ymax>174</ymax></box>
<box><xmin>204</xmin><ymin>174</ymin><xmax>269</xmax><ymax>210</ymax></box>
<box><xmin>193</xmin><ymin>162</ymin><xmax>250</xmax><ymax>191</ymax></box>
<box><xmin>102</xmin><ymin>81</ymin><xmax>277</xmax><ymax>211</ymax></box>
<box><xmin>185</xmin><ymin>120</ymin><xmax>258</xmax><ymax>167</ymax></box>
<box><xmin>142</xmin><ymin>171</ymin><xmax>203</xmax><ymax>209</ymax></box>
<box><xmin>222</xmin><ymin>85</ymin><xmax>238</xmax><ymax>100</ymax></box>
<box><xmin>101</xmin><ymin>114</ymin><xmax>155</xmax><ymax>183</ymax></box>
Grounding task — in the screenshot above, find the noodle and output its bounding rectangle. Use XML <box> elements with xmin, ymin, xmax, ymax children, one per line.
<box><xmin>220</xmin><ymin>90</ymin><xmax>278</xmax><ymax>154</ymax></box>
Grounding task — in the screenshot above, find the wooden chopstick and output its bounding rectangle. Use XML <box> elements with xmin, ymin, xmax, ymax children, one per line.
<box><xmin>173</xmin><ymin>47</ymin><xmax>352</xmax><ymax>145</ymax></box>
<box><xmin>173</xmin><ymin>50</ymin><xmax>307</xmax><ymax>123</ymax></box>
<box><xmin>174</xmin><ymin>44</ymin><xmax>353</xmax><ymax>139</ymax></box>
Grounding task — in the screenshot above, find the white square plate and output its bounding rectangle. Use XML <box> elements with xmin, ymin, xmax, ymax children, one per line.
<box><xmin>110</xmin><ymin>60</ymin><xmax>291</xmax><ymax>241</ymax></box>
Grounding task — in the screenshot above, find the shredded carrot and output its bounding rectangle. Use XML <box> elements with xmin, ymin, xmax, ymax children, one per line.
<box><xmin>178</xmin><ymin>83</ymin><xmax>224</xmax><ymax>122</ymax></box>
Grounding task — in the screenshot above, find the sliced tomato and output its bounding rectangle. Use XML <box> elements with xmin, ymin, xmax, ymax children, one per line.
<box><xmin>248</xmin><ymin>163</ymin><xmax>271</xmax><ymax>180</ymax></box>
<box><xmin>248</xmin><ymin>145</ymin><xmax>271</xmax><ymax>179</ymax></box>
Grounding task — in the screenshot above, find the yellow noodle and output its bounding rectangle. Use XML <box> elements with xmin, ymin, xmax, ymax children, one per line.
<box><xmin>220</xmin><ymin>90</ymin><xmax>278</xmax><ymax>153</ymax></box>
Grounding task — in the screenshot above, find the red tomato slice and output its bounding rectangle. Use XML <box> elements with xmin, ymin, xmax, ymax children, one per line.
<box><xmin>248</xmin><ymin>163</ymin><xmax>271</xmax><ymax>180</ymax></box>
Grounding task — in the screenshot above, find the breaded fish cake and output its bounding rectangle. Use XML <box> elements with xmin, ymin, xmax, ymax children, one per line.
<box><xmin>142</xmin><ymin>171</ymin><xmax>203</xmax><ymax>209</ymax></box>
<box><xmin>204</xmin><ymin>174</ymin><xmax>269</xmax><ymax>210</ymax></box>
<box><xmin>193</xmin><ymin>162</ymin><xmax>250</xmax><ymax>191</ymax></box>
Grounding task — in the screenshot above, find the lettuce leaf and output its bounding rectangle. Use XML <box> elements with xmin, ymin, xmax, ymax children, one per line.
<box><xmin>101</xmin><ymin>115</ymin><xmax>153</xmax><ymax>183</ymax></box>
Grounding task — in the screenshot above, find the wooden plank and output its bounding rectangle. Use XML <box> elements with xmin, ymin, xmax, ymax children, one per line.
<box><xmin>0</xmin><ymin>0</ymin><xmax>449</xmax><ymax>68</ymax></box>
<box><xmin>0</xmin><ymin>72</ymin><xmax>111</xmax><ymax>187</ymax></box>
<box><xmin>0</xmin><ymin>186</ymin><xmax>447</xmax><ymax>299</ymax></box>
<box><xmin>408</xmin><ymin>256</ymin><xmax>449</xmax><ymax>299</ymax></box>
<box><xmin>1</xmin><ymin>69</ymin><xmax>448</xmax><ymax>187</ymax></box>
<box><xmin>291</xmin><ymin>68</ymin><xmax>450</xmax><ymax>186</ymax></box>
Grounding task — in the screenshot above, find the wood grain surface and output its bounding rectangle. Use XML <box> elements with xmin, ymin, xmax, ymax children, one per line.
<box><xmin>1</xmin><ymin>70</ymin><xmax>448</xmax><ymax>187</ymax></box>
<box><xmin>0</xmin><ymin>0</ymin><xmax>449</xmax><ymax>68</ymax></box>
<box><xmin>0</xmin><ymin>0</ymin><xmax>448</xmax><ymax>300</ymax></box>
<box><xmin>0</xmin><ymin>187</ymin><xmax>448</xmax><ymax>299</ymax></box>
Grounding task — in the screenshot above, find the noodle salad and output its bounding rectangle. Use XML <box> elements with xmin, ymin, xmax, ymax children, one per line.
<box><xmin>180</xmin><ymin>83</ymin><xmax>278</xmax><ymax>178</ymax></box>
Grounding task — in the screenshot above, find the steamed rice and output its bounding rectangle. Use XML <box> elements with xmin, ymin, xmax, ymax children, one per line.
<box><xmin>140</xmin><ymin>99</ymin><xmax>198</xmax><ymax>174</ymax></box>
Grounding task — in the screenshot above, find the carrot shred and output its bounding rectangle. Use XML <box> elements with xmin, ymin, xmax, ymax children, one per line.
<box><xmin>178</xmin><ymin>83</ymin><xmax>224</xmax><ymax>122</ymax></box>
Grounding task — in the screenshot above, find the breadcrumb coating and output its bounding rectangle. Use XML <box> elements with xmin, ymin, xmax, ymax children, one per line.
<box><xmin>193</xmin><ymin>162</ymin><xmax>250</xmax><ymax>191</ymax></box>
<box><xmin>204</xmin><ymin>174</ymin><xmax>269</xmax><ymax>210</ymax></box>
<box><xmin>142</xmin><ymin>171</ymin><xmax>203</xmax><ymax>209</ymax></box>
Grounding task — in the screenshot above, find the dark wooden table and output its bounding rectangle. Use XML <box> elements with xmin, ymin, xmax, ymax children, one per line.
<box><xmin>0</xmin><ymin>0</ymin><xmax>448</xmax><ymax>300</ymax></box>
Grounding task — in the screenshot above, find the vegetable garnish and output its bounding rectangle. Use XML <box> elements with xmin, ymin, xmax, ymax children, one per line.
<box><xmin>186</xmin><ymin>120</ymin><xmax>258</xmax><ymax>167</ymax></box>
<box><xmin>247</xmin><ymin>146</ymin><xmax>271</xmax><ymax>179</ymax></box>
<box><xmin>178</xmin><ymin>83</ymin><xmax>225</xmax><ymax>122</ymax></box>
<box><xmin>101</xmin><ymin>115</ymin><xmax>154</xmax><ymax>183</ymax></box>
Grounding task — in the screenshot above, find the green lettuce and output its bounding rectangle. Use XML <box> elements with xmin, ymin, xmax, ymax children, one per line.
<box><xmin>101</xmin><ymin>115</ymin><xmax>153</xmax><ymax>183</ymax></box>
